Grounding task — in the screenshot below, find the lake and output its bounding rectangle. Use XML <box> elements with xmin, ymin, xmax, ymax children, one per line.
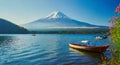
<box><xmin>0</xmin><ymin>34</ymin><xmax>111</xmax><ymax>65</ymax></box>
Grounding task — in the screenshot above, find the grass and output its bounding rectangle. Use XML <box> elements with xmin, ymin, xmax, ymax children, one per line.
<box><xmin>111</xmin><ymin>18</ymin><xmax>120</xmax><ymax>58</ymax></box>
<box><xmin>99</xmin><ymin>18</ymin><xmax>120</xmax><ymax>65</ymax></box>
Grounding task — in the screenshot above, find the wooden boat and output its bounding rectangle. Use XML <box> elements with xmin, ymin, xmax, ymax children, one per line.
<box><xmin>69</xmin><ymin>43</ymin><xmax>109</xmax><ymax>53</ymax></box>
<box><xmin>69</xmin><ymin>47</ymin><xmax>106</xmax><ymax>58</ymax></box>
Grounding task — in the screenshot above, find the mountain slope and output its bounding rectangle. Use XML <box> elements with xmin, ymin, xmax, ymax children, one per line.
<box><xmin>0</xmin><ymin>18</ymin><xmax>28</xmax><ymax>34</ymax></box>
<box><xmin>23</xmin><ymin>11</ymin><xmax>109</xmax><ymax>33</ymax></box>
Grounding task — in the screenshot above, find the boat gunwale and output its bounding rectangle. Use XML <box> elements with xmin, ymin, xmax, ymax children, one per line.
<box><xmin>69</xmin><ymin>43</ymin><xmax>109</xmax><ymax>53</ymax></box>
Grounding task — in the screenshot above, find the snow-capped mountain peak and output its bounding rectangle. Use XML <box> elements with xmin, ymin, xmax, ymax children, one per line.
<box><xmin>23</xmin><ymin>11</ymin><xmax>109</xmax><ymax>32</ymax></box>
<box><xmin>46</xmin><ymin>11</ymin><xmax>69</xmax><ymax>19</ymax></box>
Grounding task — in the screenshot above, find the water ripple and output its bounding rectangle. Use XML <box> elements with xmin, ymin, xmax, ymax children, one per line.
<box><xmin>0</xmin><ymin>34</ymin><xmax>111</xmax><ymax>65</ymax></box>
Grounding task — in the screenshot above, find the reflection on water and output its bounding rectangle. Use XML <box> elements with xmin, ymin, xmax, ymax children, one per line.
<box><xmin>69</xmin><ymin>47</ymin><xmax>108</xmax><ymax>64</ymax></box>
<box><xmin>0</xmin><ymin>34</ymin><xmax>111</xmax><ymax>65</ymax></box>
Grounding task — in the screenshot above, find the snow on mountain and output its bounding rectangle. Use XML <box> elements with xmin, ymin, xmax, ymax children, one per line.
<box><xmin>46</xmin><ymin>11</ymin><xmax>69</xmax><ymax>19</ymax></box>
<box><xmin>23</xmin><ymin>11</ymin><xmax>108</xmax><ymax>31</ymax></box>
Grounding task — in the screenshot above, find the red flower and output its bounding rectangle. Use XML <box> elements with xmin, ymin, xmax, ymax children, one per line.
<box><xmin>111</xmin><ymin>17</ymin><xmax>117</xmax><ymax>23</ymax></box>
<box><xmin>115</xmin><ymin>4</ymin><xmax>120</xmax><ymax>13</ymax></box>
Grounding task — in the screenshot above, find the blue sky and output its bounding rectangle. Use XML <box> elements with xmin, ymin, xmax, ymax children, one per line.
<box><xmin>0</xmin><ymin>0</ymin><xmax>119</xmax><ymax>26</ymax></box>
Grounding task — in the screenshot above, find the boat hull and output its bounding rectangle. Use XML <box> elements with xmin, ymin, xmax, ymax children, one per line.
<box><xmin>69</xmin><ymin>43</ymin><xmax>109</xmax><ymax>53</ymax></box>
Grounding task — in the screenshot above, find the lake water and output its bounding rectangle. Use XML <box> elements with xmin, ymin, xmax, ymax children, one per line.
<box><xmin>0</xmin><ymin>34</ymin><xmax>111</xmax><ymax>65</ymax></box>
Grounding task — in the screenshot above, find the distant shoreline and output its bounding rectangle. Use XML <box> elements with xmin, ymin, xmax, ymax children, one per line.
<box><xmin>29</xmin><ymin>30</ymin><xmax>109</xmax><ymax>34</ymax></box>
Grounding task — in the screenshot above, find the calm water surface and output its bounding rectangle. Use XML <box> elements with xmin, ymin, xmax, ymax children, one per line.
<box><xmin>0</xmin><ymin>34</ymin><xmax>111</xmax><ymax>65</ymax></box>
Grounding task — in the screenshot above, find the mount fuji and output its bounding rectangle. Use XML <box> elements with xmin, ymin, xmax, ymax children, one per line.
<box><xmin>23</xmin><ymin>11</ymin><xmax>109</xmax><ymax>33</ymax></box>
